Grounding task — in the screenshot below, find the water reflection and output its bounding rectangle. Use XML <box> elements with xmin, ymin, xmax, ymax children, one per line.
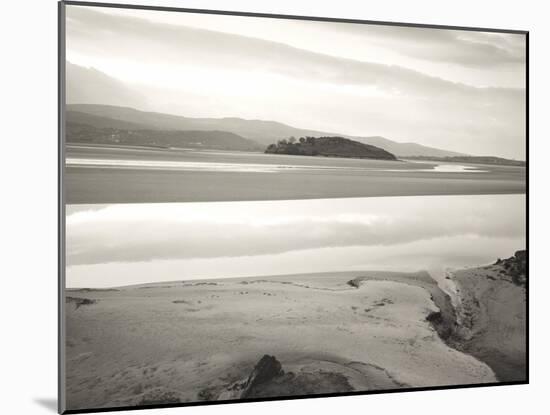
<box><xmin>66</xmin><ymin>194</ymin><xmax>525</xmax><ymax>288</ymax></box>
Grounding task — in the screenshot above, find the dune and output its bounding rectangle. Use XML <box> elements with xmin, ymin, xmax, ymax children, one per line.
<box><xmin>446</xmin><ymin>252</ymin><xmax>527</xmax><ymax>382</ymax></box>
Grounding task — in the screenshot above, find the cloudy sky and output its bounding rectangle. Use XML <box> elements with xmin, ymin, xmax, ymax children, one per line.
<box><xmin>66</xmin><ymin>195</ymin><xmax>525</xmax><ymax>288</ymax></box>
<box><xmin>66</xmin><ymin>5</ymin><xmax>526</xmax><ymax>159</ymax></box>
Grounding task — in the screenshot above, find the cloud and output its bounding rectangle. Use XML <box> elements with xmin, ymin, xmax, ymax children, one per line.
<box><xmin>65</xmin><ymin>6</ymin><xmax>526</xmax><ymax>159</ymax></box>
<box><xmin>66</xmin><ymin>62</ymin><xmax>147</xmax><ymax>107</ymax></box>
<box><xmin>323</xmin><ymin>23</ymin><xmax>526</xmax><ymax>67</ymax></box>
<box><xmin>66</xmin><ymin>7</ymin><xmax>523</xmax><ymax>97</ymax></box>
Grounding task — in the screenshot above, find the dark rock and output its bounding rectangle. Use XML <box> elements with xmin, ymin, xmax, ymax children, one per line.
<box><xmin>217</xmin><ymin>355</ymin><xmax>357</xmax><ymax>400</ymax></box>
<box><xmin>241</xmin><ymin>355</ymin><xmax>283</xmax><ymax>399</ymax></box>
<box><xmin>497</xmin><ymin>250</ymin><xmax>527</xmax><ymax>287</ymax></box>
<box><xmin>426</xmin><ymin>311</ymin><xmax>443</xmax><ymax>324</ymax></box>
<box><xmin>66</xmin><ymin>296</ymin><xmax>98</xmax><ymax>310</ymax></box>
<box><xmin>346</xmin><ymin>279</ymin><xmax>361</xmax><ymax>288</ymax></box>
<box><xmin>515</xmin><ymin>250</ymin><xmax>526</xmax><ymax>262</ymax></box>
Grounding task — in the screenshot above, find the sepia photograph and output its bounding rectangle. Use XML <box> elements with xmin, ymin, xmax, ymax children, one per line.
<box><xmin>60</xmin><ymin>2</ymin><xmax>527</xmax><ymax>412</ymax></box>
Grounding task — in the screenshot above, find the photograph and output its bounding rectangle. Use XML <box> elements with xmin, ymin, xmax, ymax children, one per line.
<box><xmin>60</xmin><ymin>2</ymin><xmax>527</xmax><ymax>412</ymax></box>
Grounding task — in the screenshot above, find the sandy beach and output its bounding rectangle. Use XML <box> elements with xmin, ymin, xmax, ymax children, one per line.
<box><xmin>64</xmin><ymin>269</ymin><xmax>515</xmax><ymax>410</ymax></box>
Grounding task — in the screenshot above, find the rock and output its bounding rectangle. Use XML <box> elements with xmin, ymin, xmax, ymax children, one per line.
<box><xmin>66</xmin><ymin>296</ymin><xmax>98</xmax><ymax>310</ymax></box>
<box><xmin>426</xmin><ymin>311</ymin><xmax>443</xmax><ymax>324</ymax></box>
<box><xmin>346</xmin><ymin>279</ymin><xmax>361</xmax><ymax>288</ymax></box>
<box><xmin>515</xmin><ymin>250</ymin><xmax>526</xmax><ymax>262</ymax></box>
<box><xmin>216</xmin><ymin>355</ymin><xmax>284</xmax><ymax>401</ymax></box>
<box><xmin>241</xmin><ymin>355</ymin><xmax>283</xmax><ymax>398</ymax></box>
<box><xmin>494</xmin><ymin>250</ymin><xmax>527</xmax><ymax>287</ymax></box>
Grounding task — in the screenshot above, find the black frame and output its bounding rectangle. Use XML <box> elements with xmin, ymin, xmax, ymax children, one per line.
<box><xmin>58</xmin><ymin>1</ymin><xmax>529</xmax><ymax>414</ymax></box>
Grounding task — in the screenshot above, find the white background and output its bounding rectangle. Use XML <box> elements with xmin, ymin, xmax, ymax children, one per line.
<box><xmin>0</xmin><ymin>0</ymin><xmax>545</xmax><ymax>414</ymax></box>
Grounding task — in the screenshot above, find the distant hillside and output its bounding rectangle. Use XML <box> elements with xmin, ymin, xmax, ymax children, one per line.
<box><xmin>406</xmin><ymin>155</ymin><xmax>526</xmax><ymax>167</ymax></box>
<box><xmin>66</xmin><ymin>123</ymin><xmax>261</xmax><ymax>152</ymax></box>
<box><xmin>67</xmin><ymin>104</ymin><xmax>324</xmax><ymax>143</ymax></box>
<box><xmin>67</xmin><ymin>104</ymin><xmax>465</xmax><ymax>158</ymax></box>
<box><xmin>354</xmin><ymin>136</ymin><xmax>466</xmax><ymax>158</ymax></box>
<box><xmin>265</xmin><ymin>136</ymin><xmax>397</xmax><ymax>160</ymax></box>
<box><xmin>67</xmin><ymin>110</ymin><xmax>150</xmax><ymax>130</ymax></box>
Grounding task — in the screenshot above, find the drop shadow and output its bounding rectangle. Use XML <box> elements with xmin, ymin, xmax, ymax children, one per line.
<box><xmin>34</xmin><ymin>398</ymin><xmax>57</xmax><ymax>413</ymax></box>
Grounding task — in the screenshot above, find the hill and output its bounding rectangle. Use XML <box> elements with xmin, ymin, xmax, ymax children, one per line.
<box><xmin>354</xmin><ymin>136</ymin><xmax>465</xmax><ymax>158</ymax></box>
<box><xmin>67</xmin><ymin>104</ymin><xmax>465</xmax><ymax>158</ymax></box>
<box><xmin>265</xmin><ymin>136</ymin><xmax>397</xmax><ymax>160</ymax></box>
<box><xmin>67</xmin><ymin>104</ymin><xmax>324</xmax><ymax>143</ymax></box>
<box><xmin>66</xmin><ymin>122</ymin><xmax>262</xmax><ymax>152</ymax></box>
<box><xmin>66</xmin><ymin>110</ymin><xmax>150</xmax><ymax>130</ymax></box>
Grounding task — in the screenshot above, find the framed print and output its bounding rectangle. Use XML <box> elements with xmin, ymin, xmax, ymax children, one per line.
<box><xmin>58</xmin><ymin>1</ymin><xmax>528</xmax><ymax>413</ymax></box>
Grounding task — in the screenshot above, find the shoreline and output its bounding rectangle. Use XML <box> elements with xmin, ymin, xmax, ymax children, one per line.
<box><xmin>64</xmin><ymin>147</ymin><xmax>526</xmax><ymax>204</ymax></box>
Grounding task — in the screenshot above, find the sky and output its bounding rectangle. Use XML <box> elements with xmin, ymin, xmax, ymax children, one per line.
<box><xmin>65</xmin><ymin>195</ymin><xmax>525</xmax><ymax>288</ymax></box>
<box><xmin>65</xmin><ymin>5</ymin><xmax>527</xmax><ymax>159</ymax></box>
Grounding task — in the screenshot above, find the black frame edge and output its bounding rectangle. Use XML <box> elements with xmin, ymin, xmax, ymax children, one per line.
<box><xmin>525</xmin><ymin>30</ymin><xmax>530</xmax><ymax>385</ymax></box>
<box><xmin>58</xmin><ymin>1</ymin><xmax>67</xmax><ymax>414</ymax></box>
<box><xmin>61</xmin><ymin>0</ymin><xmax>528</xmax><ymax>34</ymax></box>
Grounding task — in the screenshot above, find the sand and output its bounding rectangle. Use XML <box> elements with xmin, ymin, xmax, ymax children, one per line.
<box><xmin>65</xmin><ymin>146</ymin><xmax>526</xmax><ymax>204</ymax></box>
<box><xmin>64</xmin><ymin>271</ymin><xmax>498</xmax><ymax>411</ymax></box>
<box><xmin>448</xmin><ymin>263</ymin><xmax>527</xmax><ymax>382</ymax></box>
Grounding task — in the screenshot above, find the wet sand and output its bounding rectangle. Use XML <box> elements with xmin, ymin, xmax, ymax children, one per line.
<box><xmin>65</xmin><ymin>145</ymin><xmax>526</xmax><ymax>204</ymax></box>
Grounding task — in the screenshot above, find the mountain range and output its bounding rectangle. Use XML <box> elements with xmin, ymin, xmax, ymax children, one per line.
<box><xmin>66</xmin><ymin>119</ymin><xmax>261</xmax><ymax>152</ymax></box>
<box><xmin>67</xmin><ymin>104</ymin><xmax>466</xmax><ymax>158</ymax></box>
<box><xmin>65</xmin><ymin>63</ymin><xmax>471</xmax><ymax>157</ymax></box>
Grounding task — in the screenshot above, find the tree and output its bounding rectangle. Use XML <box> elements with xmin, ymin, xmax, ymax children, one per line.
<box><xmin>299</xmin><ymin>137</ymin><xmax>306</xmax><ymax>144</ymax></box>
<box><xmin>289</xmin><ymin>136</ymin><xmax>296</xmax><ymax>144</ymax></box>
